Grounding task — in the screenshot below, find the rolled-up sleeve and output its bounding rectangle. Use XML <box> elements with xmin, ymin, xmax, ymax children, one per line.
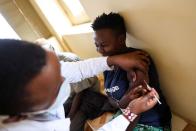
<box><xmin>61</xmin><ymin>57</ymin><xmax>112</xmax><ymax>83</ymax></box>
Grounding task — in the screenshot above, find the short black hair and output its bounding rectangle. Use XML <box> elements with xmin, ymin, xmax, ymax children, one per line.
<box><xmin>0</xmin><ymin>39</ymin><xmax>47</xmax><ymax>115</ymax></box>
<box><xmin>92</xmin><ymin>12</ymin><xmax>126</xmax><ymax>36</ymax></box>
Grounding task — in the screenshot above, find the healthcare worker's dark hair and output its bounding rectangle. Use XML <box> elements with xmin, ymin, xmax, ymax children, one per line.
<box><xmin>0</xmin><ymin>39</ymin><xmax>47</xmax><ymax>115</ymax></box>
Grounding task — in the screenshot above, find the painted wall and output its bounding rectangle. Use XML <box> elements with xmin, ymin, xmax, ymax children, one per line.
<box><xmin>63</xmin><ymin>33</ymin><xmax>100</xmax><ymax>59</ymax></box>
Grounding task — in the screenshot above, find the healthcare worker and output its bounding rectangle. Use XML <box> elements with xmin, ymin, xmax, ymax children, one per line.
<box><xmin>0</xmin><ymin>39</ymin><xmax>158</xmax><ymax>131</ymax></box>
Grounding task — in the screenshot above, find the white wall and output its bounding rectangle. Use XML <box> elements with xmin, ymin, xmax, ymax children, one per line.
<box><xmin>63</xmin><ymin>33</ymin><xmax>100</xmax><ymax>59</ymax></box>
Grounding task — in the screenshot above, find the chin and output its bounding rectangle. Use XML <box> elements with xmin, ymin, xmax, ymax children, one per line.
<box><xmin>102</xmin><ymin>54</ymin><xmax>111</xmax><ymax>56</ymax></box>
<box><xmin>99</xmin><ymin>52</ymin><xmax>107</xmax><ymax>56</ymax></box>
<box><xmin>100</xmin><ymin>52</ymin><xmax>112</xmax><ymax>56</ymax></box>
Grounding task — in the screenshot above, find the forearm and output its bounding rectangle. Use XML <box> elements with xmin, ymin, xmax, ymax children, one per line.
<box><xmin>61</xmin><ymin>51</ymin><xmax>148</xmax><ymax>83</ymax></box>
<box><xmin>98</xmin><ymin>115</ymin><xmax>130</xmax><ymax>131</ymax></box>
<box><xmin>98</xmin><ymin>113</ymin><xmax>139</xmax><ymax>131</ymax></box>
<box><xmin>107</xmin><ymin>51</ymin><xmax>149</xmax><ymax>74</ymax></box>
<box><xmin>107</xmin><ymin>55</ymin><xmax>122</xmax><ymax>67</ymax></box>
<box><xmin>61</xmin><ymin>57</ymin><xmax>112</xmax><ymax>83</ymax></box>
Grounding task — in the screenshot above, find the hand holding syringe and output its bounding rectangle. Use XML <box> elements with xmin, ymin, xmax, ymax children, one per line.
<box><xmin>144</xmin><ymin>80</ymin><xmax>162</xmax><ymax>104</ymax></box>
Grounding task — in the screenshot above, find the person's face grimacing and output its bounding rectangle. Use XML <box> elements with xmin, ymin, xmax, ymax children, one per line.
<box><xmin>93</xmin><ymin>28</ymin><xmax>126</xmax><ymax>56</ymax></box>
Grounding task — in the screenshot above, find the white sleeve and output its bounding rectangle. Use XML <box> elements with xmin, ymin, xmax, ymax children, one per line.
<box><xmin>60</xmin><ymin>57</ymin><xmax>112</xmax><ymax>83</ymax></box>
<box><xmin>0</xmin><ymin>127</ymin><xmax>8</xmax><ymax>131</ymax></box>
<box><xmin>97</xmin><ymin>115</ymin><xmax>130</xmax><ymax>131</ymax></box>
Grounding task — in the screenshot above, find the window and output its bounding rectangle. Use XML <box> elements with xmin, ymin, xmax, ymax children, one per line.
<box><xmin>58</xmin><ymin>0</ymin><xmax>90</xmax><ymax>25</ymax></box>
<box><xmin>0</xmin><ymin>13</ymin><xmax>20</xmax><ymax>39</ymax></box>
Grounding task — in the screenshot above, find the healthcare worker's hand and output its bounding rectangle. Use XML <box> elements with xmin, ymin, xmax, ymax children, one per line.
<box><xmin>118</xmin><ymin>85</ymin><xmax>148</xmax><ymax>109</ymax></box>
<box><xmin>107</xmin><ymin>51</ymin><xmax>150</xmax><ymax>74</ymax></box>
<box><xmin>125</xmin><ymin>88</ymin><xmax>159</xmax><ymax>115</ymax></box>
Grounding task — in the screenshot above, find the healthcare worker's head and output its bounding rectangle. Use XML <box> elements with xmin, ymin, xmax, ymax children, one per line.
<box><xmin>0</xmin><ymin>39</ymin><xmax>68</xmax><ymax>117</ymax></box>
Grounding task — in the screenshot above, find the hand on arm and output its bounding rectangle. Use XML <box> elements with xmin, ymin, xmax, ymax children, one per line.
<box><xmin>61</xmin><ymin>51</ymin><xmax>149</xmax><ymax>83</ymax></box>
<box><xmin>107</xmin><ymin>51</ymin><xmax>150</xmax><ymax>74</ymax></box>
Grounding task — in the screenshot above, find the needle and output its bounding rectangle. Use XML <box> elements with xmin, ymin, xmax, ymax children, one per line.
<box><xmin>144</xmin><ymin>80</ymin><xmax>162</xmax><ymax>104</ymax></box>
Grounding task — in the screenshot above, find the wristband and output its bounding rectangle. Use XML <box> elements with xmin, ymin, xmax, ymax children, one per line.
<box><xmin>120</xmin><ymin>107</ymin><xmax>138</xmax><ymax>122</ymax></box>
